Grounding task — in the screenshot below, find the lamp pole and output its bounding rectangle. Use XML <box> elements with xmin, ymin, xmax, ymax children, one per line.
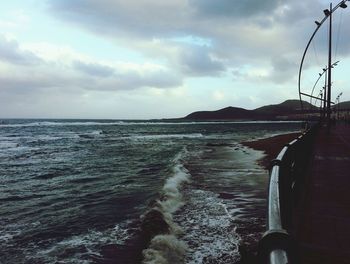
<box><xmin>298</xmin><ymin>0</ymin><xmax>348</xmax><ymax>113</ymax></box>
<box><xmin>323</xmin><ymin>70</ymin><xmax>327</xmax><ymax>118</ymax></box>
<box><xmin>327</xmin><ymin>3</ymin><xmax>333</xmax><ymax>123</ymax></box>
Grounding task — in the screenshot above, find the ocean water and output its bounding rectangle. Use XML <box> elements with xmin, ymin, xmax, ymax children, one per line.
<box><xmin>0</xmin><ymin>119</ymin><xmax>302</xmax><ymax>264</ymax></box>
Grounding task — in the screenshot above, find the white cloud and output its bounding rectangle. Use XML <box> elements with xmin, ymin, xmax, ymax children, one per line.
<box><xmin>0</xmin><ymin>36</ymin><xmax>183</xmax><ymax>93</ymax></box>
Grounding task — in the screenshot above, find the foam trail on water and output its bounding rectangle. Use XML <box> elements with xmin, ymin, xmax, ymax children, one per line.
<box><xmin>142</xmin><ymin>148</ymin><xmax>190</xmax><ymax>264</ymax></box>
<box><xmin>143</xmin><ymin>235</ymin><xmax>187</xmax><ymax>264</ymax></box>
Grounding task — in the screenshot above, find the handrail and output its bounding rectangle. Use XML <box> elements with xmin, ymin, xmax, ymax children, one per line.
<box><xmin>258</xmin><ymin>123</ymin><xmax>319</xmax><ymax>264</ymax></box>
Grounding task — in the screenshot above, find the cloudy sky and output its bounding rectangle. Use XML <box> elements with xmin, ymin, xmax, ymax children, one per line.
<box><xmin>1</xmin><ymin>0</ymin><xmax>349</xmax><ymax>119</ymax></box>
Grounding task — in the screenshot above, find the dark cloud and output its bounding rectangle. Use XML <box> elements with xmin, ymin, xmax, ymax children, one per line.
<box><xmin>47</xmin><ymin>0</ymin><xmax>191</xmax><ymax>38</ymax></box>
<box><xmin>189</xmin><ymin>0</ymin><xmax>281</xmax><ymax>18</ymax></box>
<box><xmin>45</xmin><ymin>0</ymin><xmax>304</xmax><ymax>66</ymax></box>
<box><xmin>178</xmin><ymin>45</ymin><xmax>225</xmax><ymax>76</ymax></box>
<box><xmin>73</xmin><ymin>60</ymin><xmax>115</xmax><ymax>77</ymax></box>
<box><xmin>0</xmin><ymin>36</ymin><xmax>42</xmax><ymax>65</ymax></box>
<box><xmin>71</xmin><ymin>60</ymin><xmax>182</xmax><ymax>88</ymax></box>
<box><xmin>270</xmin><ymin>55</ymin><xmax>298</xmax><ymax>83</ymax></box>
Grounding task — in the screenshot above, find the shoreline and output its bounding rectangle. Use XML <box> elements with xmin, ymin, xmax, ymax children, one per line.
<box><xmin>242</xmin><ymin>132</ymin><xmax>301</xmax><ymax>169</ymax></box>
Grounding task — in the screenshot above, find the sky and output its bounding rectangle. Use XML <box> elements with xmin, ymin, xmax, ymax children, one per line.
<box><xmin>0</xmin><ymin>0</ymin><xmax>350</xmax><ymax>119</ymax></box>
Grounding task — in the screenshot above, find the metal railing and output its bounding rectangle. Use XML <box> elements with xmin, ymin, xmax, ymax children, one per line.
<box><xmin>258</xmin><ymin>123</ymin><xmax>319</xmax><ymax>264</ymax></box>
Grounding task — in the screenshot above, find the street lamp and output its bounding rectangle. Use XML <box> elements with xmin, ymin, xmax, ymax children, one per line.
<box><xmin>298</xmin><ymin>0</ymin><xmax>348</xmax><ymax>122</ymax></box>
<box><xmin>308</xmin><ymin>61</ymin><xmax>339</xmax><ymax>116</ymax></box>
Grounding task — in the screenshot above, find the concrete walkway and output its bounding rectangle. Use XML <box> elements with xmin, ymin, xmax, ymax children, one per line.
<box><xmin>294</xmin><ymin>124</ymin><xmax>350</xmax><ymax>263</ymax></box>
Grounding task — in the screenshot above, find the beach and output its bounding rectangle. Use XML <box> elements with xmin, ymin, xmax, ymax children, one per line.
<box><xmin>242</xmin><ymin>132</ymin><xmax>301</xmax><ymax>169</ymax></box>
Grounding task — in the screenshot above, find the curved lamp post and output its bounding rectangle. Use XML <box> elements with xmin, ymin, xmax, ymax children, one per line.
<box><xmin>309</xmin><ymin>61</ymin><xmax>339</xmax><ymax>108</ymax></box>
<box><xmin>298</xmin><ymin>0</ymin><xmax>348</xmax><ymax>120</ymax></box>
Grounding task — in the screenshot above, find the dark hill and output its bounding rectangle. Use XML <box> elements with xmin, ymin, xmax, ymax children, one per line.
<box><xmin>255</xmin><ymin>100</ymin><xmax>316</xmax><ymax>115</ymax></box>
<box><xmin>185</xmin><ymin>106</ymin><xmax>257</xmax><ymax>120</ymax></box>
<box><xmin>335</xmin><ymin>101</ymin><xmax>350</xmax><ymax>109</ymax></box>
<box><xmin>183</xmin><ymin>100</ymin><xmax>318</xmax><ymax>120</ymax></box>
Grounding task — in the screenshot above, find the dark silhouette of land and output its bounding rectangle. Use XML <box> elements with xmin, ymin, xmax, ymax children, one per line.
<box><xmin>182</xmin><ymin>99</ymin><xmax>350</xmax><ymax>121</ymax></box>
<box><xmin>184</xmin><ymin>100</ymin><xmax>315</xmax><ymax>120</ymax></box>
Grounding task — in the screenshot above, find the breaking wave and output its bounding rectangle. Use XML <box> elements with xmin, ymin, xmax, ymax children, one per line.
<box><xmin>141</xmin><ymin>148</ymin><xmax>190</xmax><ymax>264</ymax></box>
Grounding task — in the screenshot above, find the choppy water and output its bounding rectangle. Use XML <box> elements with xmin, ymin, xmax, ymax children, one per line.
<box><xmin>0</xmin><ymin>119</ymin><xmax>302</xmax><ymax>263</ymax></box>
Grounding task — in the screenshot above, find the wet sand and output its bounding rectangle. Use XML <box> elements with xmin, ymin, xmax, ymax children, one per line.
<box><xmin>242</xmin><ymin>132</ymin><xmax>301</xmax><ymax>169</ymax></box>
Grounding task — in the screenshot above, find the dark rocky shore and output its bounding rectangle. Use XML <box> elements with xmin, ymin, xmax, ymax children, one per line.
<box><xmin>242</xmin><ymin>132</ymin><xmax>301</xmax><ymax>169</ymax></box>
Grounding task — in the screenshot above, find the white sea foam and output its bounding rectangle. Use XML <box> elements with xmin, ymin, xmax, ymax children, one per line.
<box><xmin>78</xmin><ymin>130</ymin><xmax>104</xmax><ymax>139</ymax></box>
<box><xmin>142</xmin><ymin>148</ymin><xmax>190</xmax><ymax>264</ymax></box>
<box><xmin>160</xmin><ymin>163</ymin><xmax>190</xmax><ymax>214</ymax></box>
<box><xmin>0</xmin><ymin>141</ymin><xmax>18</xmax><ymax>149</ymax></box>
<box><xmin>124</xmin><ymin>133</ymin><xmax>203</xmax><ymax>141</ymax></box>
<box><xmin>91</xmin><ymin>130</ymin><xmax>103</xmax><ymax>135</ymax></box>
<box><xmin>0</xmin><ymin>121</ymin><xmax>125</xmax><ymax>127</ymax></box>
<box><xmin>247</xmin><ymin>130</ymin><xmax>301</xmax><ymax>142</ymax></box>
<box><xmin>0</xmin><ymin>233</ymin><xmax>14</xmax><ymax>242</ymax></box>
<box><xmin>33</xmin><ymin>221</ymin><xmax>132</xmax><ymax>264</ymax></box>
<box><xmin>143</xmin><ymin>235</ymin><xmax>187</xmax><ymax>264</ymax></box>
<box><xmin>176</xmin><ymin>189</ymin><xmax>242</xmax><ymax>263</ymax></box>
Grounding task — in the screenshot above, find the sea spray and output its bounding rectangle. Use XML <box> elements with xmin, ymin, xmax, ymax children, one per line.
<box><xmin>142</xmin><ymin>148</ymin><xmax>190</xmax><ymax>263</ymax></box>
<box><xmin>143</xmin><ymin>235</ymin><xmax>187</xmax><ymax>264</ymax></box>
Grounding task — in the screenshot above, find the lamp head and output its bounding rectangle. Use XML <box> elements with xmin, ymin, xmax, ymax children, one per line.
<box><xmin>340</xmin><ymin>2</ymin><xmax>347</xmax><ymax>8</ymax></box>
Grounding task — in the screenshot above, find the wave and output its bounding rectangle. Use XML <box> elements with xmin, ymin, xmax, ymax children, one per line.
<box><xmin>0</xmin><ymin>142</ymin><xmax>19</xmax><ymax>149</ymax></box>
<box><xmin>247</xmin><ymin>130</ymin><xmax>301</xmax><ymax>142</ymax></box>
<box><xmin>31</xmin><ymin>222</ymin><xmax>133</xmax><ymax>264</ymax></box>
<box><xmin>143</xmin><ymin>235</ymin><xmax>187</xmax><ymax>264</ymax></box>
<box><xmin>78</xmin><ymin>130</ymin><xmax>104</xmax><ymax>139</ymax></box>
<box><xmin>175</xmin><ymin>189</ymin><xmax>242</xmax><ymax>263</ymax></box>
<box><xmin>0</xmin><ymin>120</ymin><xmax>303</xmax><ymax>128</ymax></box>
<box><xmin>0</xmin><ymin>121</ymin><xmax>125</xmax><ymax>127</ymax></box>
<box><xmin>125</xmin><ymin>133</ymin><xmax>203</xmax><ymax>141</ymax></box>
<box><xmin>141</xmin><ymin>148</ymin><xmax>190</xmax><ymax>264</ymax></box>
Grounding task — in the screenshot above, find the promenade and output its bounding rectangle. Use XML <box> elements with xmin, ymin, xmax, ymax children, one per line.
<box><xmin>294</xmin><ymin>124</ymin><xmax>350</xmax><ymax>263</ymax></box>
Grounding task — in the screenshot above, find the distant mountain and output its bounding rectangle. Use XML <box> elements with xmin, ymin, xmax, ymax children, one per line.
<box><xmin>255</xmin><ymin>100</ymin><xmax>315</xmax><ymax>115</ymax></box>
<box><xmin>184</xmin><ymin>106</ymin><xmax>257</xmax><ymax>120</ymax></box>
<box><xmin>183</xmin><ymin>100</ymin><xmax>319</xmax><ymax>120</ymax></box>
<box><xmin>335</xmin><ymin>101</ymin><xmax>350</xmax><ymax>109</ymax></box>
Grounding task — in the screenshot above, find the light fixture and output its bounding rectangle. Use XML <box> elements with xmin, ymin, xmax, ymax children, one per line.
<box><xmin>340</xmin><ymin>2</ymin><xmax>347</xmax><ymax>8</ymax></box>
<box><xmin>324</xmin><ymin>9</ymin><xmax>330</xmax><ymax>16</ymax></box>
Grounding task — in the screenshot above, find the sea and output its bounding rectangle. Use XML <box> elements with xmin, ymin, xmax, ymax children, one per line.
<box><xmin>0</xmin><ymin>119</ymin><xmax>302</xmax><ymax>264</ymax></box>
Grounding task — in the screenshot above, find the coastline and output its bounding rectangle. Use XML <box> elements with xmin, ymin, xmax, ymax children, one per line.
<box><xmin>242</xmin><ymin>132</ymin><xmax>301</xmax><ymax>169</ymax></box>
